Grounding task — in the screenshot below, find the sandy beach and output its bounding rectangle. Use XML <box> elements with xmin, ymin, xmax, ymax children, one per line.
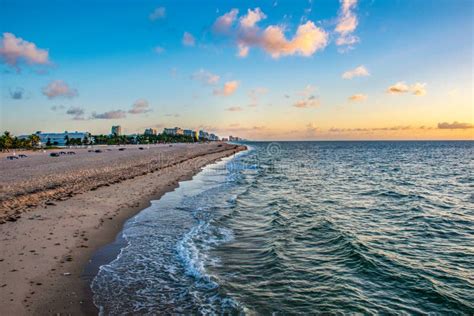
<box><xmin>0</xmin><ymin>143</ymin><xmax>245</xmax><ymax>315</ymax></box>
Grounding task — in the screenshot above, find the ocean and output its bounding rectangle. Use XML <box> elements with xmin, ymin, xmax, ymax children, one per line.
<box><xmin>91</xmin><ymin>141</ymin><xmax>474</xmax><ymax>314</ymax></box>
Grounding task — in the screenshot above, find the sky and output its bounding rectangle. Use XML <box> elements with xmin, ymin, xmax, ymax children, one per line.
<box><xmin>0</xmin><ymin>0</ymin><xmax>473</xmax><ymax>140</ymax></box>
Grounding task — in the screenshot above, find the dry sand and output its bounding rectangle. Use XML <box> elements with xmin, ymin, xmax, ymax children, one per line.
<box><xmin>0</xmin><ymin>143</ymin><xmax>245</xmax><ymax>315</ymax></box>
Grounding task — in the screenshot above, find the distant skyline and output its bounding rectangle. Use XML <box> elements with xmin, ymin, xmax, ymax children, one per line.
<box><xmin>1</xmin><ymin>0</ymin><xmax>473</xmax><ymax>140</ymax></box>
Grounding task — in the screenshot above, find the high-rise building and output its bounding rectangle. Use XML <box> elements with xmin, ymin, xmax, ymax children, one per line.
<box><xmin>163</xmin><ymin>127</ymin><xmax>184</xmax><ymax>136</ymax></box>
<box><xmin>111</xmin><ymin>125</ymin><xmax>122</xmax><ymax>136</ymax></box>
<box><xmin>144</xmin><ymin>128</ymin><xmax>157</xmax><ymax>135</ymax></box>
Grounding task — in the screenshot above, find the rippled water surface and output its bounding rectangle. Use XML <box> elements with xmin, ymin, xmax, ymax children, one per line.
<box><xmin>92</xmin><ymin>141</ymin><xmax>474</xmax><ymax>314</ymax></box>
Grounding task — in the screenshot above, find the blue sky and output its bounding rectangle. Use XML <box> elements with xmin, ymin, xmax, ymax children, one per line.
<box><xmin>1</xmin><ymin>0</ymin><xmax>473</xmax><ymax>139</ymax></box>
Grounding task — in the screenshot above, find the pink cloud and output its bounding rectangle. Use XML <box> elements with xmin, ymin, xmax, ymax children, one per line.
<box><xmin>0</xmin><ymin>32</ymin><xmax>50</xmax><ymax>70</ymax></box>
<box><xmin>293</xmin><ymin>95</ymin><xmax>319</xmax><ymax>108</ymax></box>
<box><xmin>214</xmin><ymin>80</ymin><xmax>239</xmax><ymax>96</ymax></box>
<box><xmin>214</xmin><ymin>8</ymin><xmax>328</xmax><ymax>59</ymax></box>
<box><xmin>213</xmin><ymin>9</ymin><xmax>239</xmax><ymax>34</ymax></box>
<box><xmin>348</xmin><ymin>93</ymin><xmax>367</xmax><ymax>102</ymax></box>
<box><xmin>42</xmin><ymin>80</ymin><xmax>78</xmax><ymax>99</ymax></box>
<box><xmin>182</xmin><ymin>32</ymin><xmax>195</xmax><ymax>46</ymax></box>
<box><xmin>335</xmin><ymin>0</ymin><xmax>359</xmax><ymax>48</ymax></box>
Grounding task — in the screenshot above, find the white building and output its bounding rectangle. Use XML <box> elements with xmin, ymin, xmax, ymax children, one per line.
<box><xmin>209</xmin><ymin>133</ymin><xmax>219</xmax><ymax>141</ymax></box>
<box><xmin>183</xmin><ymin>129</ymin><xmax>198</xmax><ymax>139</ymax></box>
<box><xmin>163</xmin><ymin>127</ymin><xmax>184</xmax><ymax>136</ymax></box>
<box><xmin>34</xmin><ymin>131</ymin><xmax>92</xmax><ymax>146</ymax></box>
<box><xmin>199</xmin><ymin>130</ymin><xmax>209</xmax><ymax>140</ymax></box>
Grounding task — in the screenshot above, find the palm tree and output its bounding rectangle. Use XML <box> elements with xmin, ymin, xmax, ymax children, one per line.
<box><xmin>0</xmin><ymin>131</ymin><xmax>13</xmax><ymax>152</ymax></box>
<box><xmin>29</xmin><ymin>134</ymin><xmax>41</xmax><ymax>148</ymax></box>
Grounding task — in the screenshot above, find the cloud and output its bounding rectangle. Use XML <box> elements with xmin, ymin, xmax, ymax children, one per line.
<box><xmin>335</xmin><ymin>0</ymin><xmax>359</xmax><ymax>48</ymax></box>
<box><xmin>0</xmin><ymin>32</ymin><xmax>50</xmax><ymax>70</ymax></box>
<box><xmin>66</xmin><ymin>106</ymin><xmax>85</xmax><ymax>120</ymax></box>
<box><xmin>437</xmin><ymin>121</ymin><xmax>474</xmax><ymax>129</ymax></box>
<box><xmin>386</xmin><ymin>82</ymin><xmax>410</xmax><ymax>94</ymax></box>
<box><xmin>9</xmin><ymin>87</ymin><xmax>24</xmax><ymax>99</ymax></box>
<box><xmin>298</xmin><ymin>84</ymin><xmax>317</xmax><ymax>96</ymax></box>
<box><xmin>129</xmin><ymin>99</ymin><xmax>151</xmax><ymax>114</ymax></box>
<box><xmin>91</xmin><ymin>110</ymin><xmax>126</xmax><ymax>119</ymax></box>
<box><xmin>182</xmin><ymin>32</ymin><xmax>196</xmax><ymax>46</ymax></box>
<box><xmin>248</xmin><ymin>87</ymin><xmax>268</xmax><ymax>105</ymax></box>
<box><xmin>213</xmin><ymin>8</ymin><xmax>328</xmax><ymax>58</ymax></box>
<box><xmin>42</xmin><ymin>80</ymin><xmax>78</xmax><ymax>99</ymax></box>
<box><xmin>149</xmin><ymin>7</ymin><xmax>166</xmax><ymax>21</ymax></box>
<box><xmin>411</xmin><ymin>82</ymin><xmax>427</xmax><ymax>96</ymax></box>
<box><xmin>51</xmin><ymin>105</ymin><xmax>65</xmax><ymax>111</ymax></box>
<box><xmin>348</xmin><ymin>93</ymin><xmax>367</xmax><ymax>102</ymax></box>
<box><xmin>226</xmin><ymin>106</ymin><xmax>243</xmax><ymax>112</ymax></box>
<box><xmin>329</xmin><ymin>126</ymin><xmax>413</xmax><ymax>132</ymax></box>
<box><xmin>214</xmin><ymin>80</ymin><xmax>239</xmax><ymax>96</ymax></box>
<box><xmin>191</xmin><ymin>69</ymin><xmax>220</xmax><ymax>85</ymax></box>
<box><xmin>154</xmin><ymin>46</ymin><xmax>165</xmax><ymax>54</ymax></box>
<box><xmin>293</xmin><ymin>95</ymin><xmax>319</xmax><ymax>108</ymax></box>
<box><xmin>306</xmin><ymin>122</ymin><xmax>320</xmax><ymax>133</ymax></box>
<box><xmin>213</xmin><ymin>8</ymin><xmax>239</xmax><ymax>34</ymax></box>
<box><xmin>386</xmin><ymin>81</ymin><xmax>427</xmax><ymax>96</ymax></box>
<box><xmin>240</xmin><ymin>8</ymin><xmax>267</xmax><ymax>28</ymax></box>
<box><xmin>342</xmin><ymin>65</ymin><xmax>369</xmax><ymax>79</ymax></box>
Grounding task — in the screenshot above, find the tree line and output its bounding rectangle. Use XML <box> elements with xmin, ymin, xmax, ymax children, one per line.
<box><xmin>0</xmin><ymin>131</ymin><xmax>198</xmax><ymax>151</ymax></box>
<box><xmin>0</xmin><ymin>131</ymin><xmax>40</xmax><ymax>152</ymax></box>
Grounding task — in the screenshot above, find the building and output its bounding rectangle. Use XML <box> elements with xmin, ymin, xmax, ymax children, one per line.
<box><xmin>111</xmin><ymin>125</ymin><xmax>122</xmax><ymax>136</ymax></box>
<box><xmin>209</xmin><ymin>133</ymin><xmax>219</xmax><ymax>141</ymax></box>
<box><xmin>144</xmin><ymin>128</ymin><xmax>158</xmax><ymax>136</ymax></box>
<box><xmin>229</xmin><ymin>135</ymin><xmax>242</xmax><ymax>142</ymax></box>
<box><xmin>183</xmin><ymin>129</ymin><xmax>199</xmax><ymax>140</ymax></box>
<box><xmin>199</xmin><ymin>130</ymin><xmax>209</xmax><ymax>140</ymax></box>
<box><xmin>31</xmin><ymin>131</ymin><xmax>92</xmax><ymax>146</ymax></box>
<box><xmin>163</xmin><ymin>127</ymin><xmax>184</xmax><ymax>136</ymax></box>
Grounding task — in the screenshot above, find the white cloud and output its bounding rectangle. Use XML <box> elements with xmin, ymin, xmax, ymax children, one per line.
<box><xmin>149</xmin><ymin>7</ymin><xmax>166</xmax><ymax>21</ymax></box>
<box><xmin>191</xmin><ymin>69</ymin><xmax>220</xmax><ymax>85</ymax></box>
<box><xmin>213</xmin><ymin>9</ymin><xmax>328</xmax><ymax>59</ymax></box>
<box><xmin>0</xmin><ymin>32</ymin><xmax>50</xmax><ymax>70</ymax></box>
<box><xmin>335</xmin><ymin>0</ymin><xmax>359</xmax><ymax>49</ymax></box>
<box><xmin>154</xmin><ymin>46</ymin><xmax>165</xmax><ymax>54</ymax></box>
<box><xmin>182</xmin><ymin>32</ymin><xmax>196</xmax><ymax>46</ymax></box>
<box><xmin>214</xmin><ymin>80</ymin><xmax>239</xmax><ymax>96</ymax></box>
<box><xmin>293</xmin><ymin>95</ymin><xmax>319</xmax><ymax>108</ymax></box>
<box><xmin>129</xmin><ymin>99</ymin><xmax>151</xmax><ymax>114</ymax></box>
<box><xmin>42</xmin><ymin>80</ymin><xmax>78</xmax><ymax>99</ymax></box>
<box><xmin>386</xmin><ymin>81</ymin><xmax>427</xmax><ymax>96</ymax></box>
<box><xmin>411</xmin><ymin>82</ymin><xmax>427</xmax><ymax>96</ymax></box>
<box><xmin>348</xmin><ymin>93</ymin><xmax>367</xmax><ymax>102</ymax></box>
<box><xmin>342</xmin><ymin>65</ymin><xmax>369</xmax><ymax>79</ymax></box>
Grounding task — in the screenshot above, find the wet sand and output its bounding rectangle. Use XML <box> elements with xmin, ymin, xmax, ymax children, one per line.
<box><xmin>0</xmin><ymin>143</ymin><xmax>245</xmax><ymax>315</ymax></box>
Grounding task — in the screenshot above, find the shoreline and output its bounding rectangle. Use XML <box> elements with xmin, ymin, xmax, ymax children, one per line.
<box><xmin>0</xmin><ymin>143</ymin><xmax>246</xmax><ymax>315</ymax></box>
